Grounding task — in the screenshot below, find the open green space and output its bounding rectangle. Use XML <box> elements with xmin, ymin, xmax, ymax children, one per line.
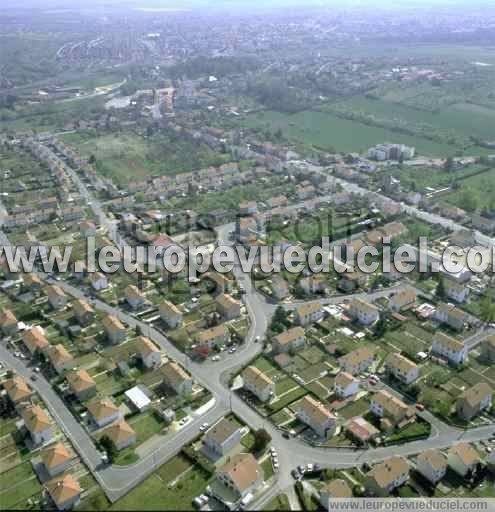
<box><xmin>61</xmin><ymin>130</ymin><xmax>230</xmax><ymax>185</ymax></box>
<box><xmin>241</xmin><ymin>109</ymin><xmax>456</xmax><ymax>156</ymax></box>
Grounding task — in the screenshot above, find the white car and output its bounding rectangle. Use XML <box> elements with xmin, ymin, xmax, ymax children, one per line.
<box><xmin>199</xmin><ymin>422</ymin><xmax>209</xmax><ymax>432</ymax></box>
<box><xmin>211</xmin><ymin>355</ymin><xmax>220</xmax><ymax>362</ymax></box>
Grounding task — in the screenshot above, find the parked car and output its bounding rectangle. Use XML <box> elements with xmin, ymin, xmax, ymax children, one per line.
<box><xmin>415</xmin><ymin>403</ymin><xmax>425</xmax><ymax>412</ymax></box>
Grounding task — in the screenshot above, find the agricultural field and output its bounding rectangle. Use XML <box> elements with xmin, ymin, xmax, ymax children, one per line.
<box><xmin>241</xmin><ymin>109</ymin><xmax>455</xmax><ymax>156</ymax></box>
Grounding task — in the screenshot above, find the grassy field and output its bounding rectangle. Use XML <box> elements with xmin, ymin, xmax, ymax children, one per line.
<box><xmin>107</xmin><ymin>456</ymin><xmax>210</xmax><ymax>510</ymax></box>
<box><xmin>442</xmin><ymin>167</ymin><xmax>495</xmax><ymax>211</ymax></box>
<box><xmin>241</xmin><ymin>109</ymin><xmax>456</xmax><ymax>156</ymax></box>
<box><xmin>61</xmin><ymin>130</ymin><xmax>229</xmax><ymax>185</ymax></box>
<box><xmin>338</xmin><ymin>96</ymin><xmax>495</xmax><ymax>141</ymax></box>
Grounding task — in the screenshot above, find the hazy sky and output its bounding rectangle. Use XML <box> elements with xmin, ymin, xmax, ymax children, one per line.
<box><xmin>2</xmin><ymin>0</ymin><xmax>484</xmax><ymax>9</ymax></box>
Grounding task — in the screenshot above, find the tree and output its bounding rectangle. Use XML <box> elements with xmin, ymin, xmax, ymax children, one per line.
<box><xmin>480</xmin><ymin>296</ymin><xmax>495</xmax><ymax>324</ymax></box>
<box><xmin>99</xmin><ymin>435</ymin><xmax>117</xmax><ymax>462</ymax></box>
<box><xmin>252</xmin><ymin>428</ymin><xmax>271</xmax><ymax>453</ymax></box>
<box><xmin>443</xmin><ymin>156</ymin><xmax>454</xmax><ymax>173</ymax></box>
<box><xmin>88</xmin><ymin>154</ymin><xmax>96</xmax><ymax>165</ymax></box>
<box><xmin>435</xmin><ymin>277</ymin><xmax>446</xmax><ymax>299</ymax></box>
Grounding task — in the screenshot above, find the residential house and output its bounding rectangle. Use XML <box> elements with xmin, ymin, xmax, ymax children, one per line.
<box><xmin>202</xmin><ymin>418</ymin><xmax>242</xmax><ymax>459</ymax></box>
<box><xmin>296</xmin><ymin>395</ymin><xmax>337</xmax><ymax>439</ymax></box>
<box><xmin>23</xmin><ymin>272</ymin><xmax>42</xmax><ymax>292</ymax></box>
<box><xmin>369</xmin><ymin>390</ymin><xmax>415</xmax><ymax>431</ymax></box>
<box><xmin>22</xmin><ymin>405</ymin><xmax>54</xmax><ymax>445</ymax></box>
<box><xmin>41</xmin><ymin>442</ymin><xmax>72</xmax><ymax>477</ymax></box>
<box><xmin>338</xmin><ymin>271</ymin><xmax>367</xmax><ymax>293</ymax></box>
<box><xmin>159</xmin><ymin>301</ymin><xmax>183</xmax><ymax>328</ymax></box>
<box><xmin>197</xmin><ymin>324</ymin><xmax>230</xmax><ymax>349</ymax></box>
<box><xmin>444</xmin><ymin>278</ymin><xmax>470</xmax><ymax>303</ymax></box>
<box><xmin>482</xmin><ymin>335</ymin><xmax>495</xmax><ymax>363</ymax></box>
<box><xmin>161</xmin><ymin>362</ymin><xmax>193</xmax><ymax>396</ymax></box>
<box><xmin>138</xmin><ymin>336</ymin><xmax>161</xmax><ymax>369</ymax></box>
<box><xmin>388</xmin><ymin>287</ymin><xmax>417</xmax><ymax>312</ymax></box>
<box><xmin>299</xmin><ymin>274</ymin><xmax>326</xmax><ymax>295</ymax></box>
<box><xmin>242</xmin><ymin>366</ymin><xmax>275</xmax><ymax>402</ymax></box>
<box><xmin>87</xmin><ymin>397</ymin><xmax>121</xmax><ymax>428</ymax></box>
<box><xmin>447</xmin><ymin>443</ymin><xmax>481</xmax><ymax>477</ymax></box>
<box><xmin>45</xmin><ymin>474</ymin><xmax>81</xmax><ymax>510</ymax></box>
<box><xmin>334</xmin><ymin>372</ymin><xmax>360</xmax><ymax>399</ymax></box>
<box><xmin>320</xmin><ymin>480</ymin><xmax>352</xmax><ymax>509</ymax></box>
<box><xmin>89</xmin><ymin>272</ymin><xmax>108</xmax><ymax>291</ymax></box>
<box><xmin>365</xmin><ymin>456</ymin><xmax>410</xmax><ymax>496</ymax></box>
<box><xmin>79</xmin><ymin>220</ymin><xmax>96</xmax><ymax>238</ymax></box>
<box><xmin>213</xmin><ymin>453</ymin><xmax>263</xmax><ymax>508</ymax></box>
<box><xmin>72</xmin><ymin>299</ymin><xmax>95</xmax><ymax>326</ymax></box>
<box><xmin>456</xmin><ymin>382</ymin><xmax>493</xmax><ymax>421</ymax></box>
<box><xmin>103</xmin><ymin>420</ymin><xmax>136</xmax><ymax>451</ymax></box>
<box><xmin>3</xmin><ymin>375</ymin><xmax>33</xmax><ymax>406</ymax></box>
<box><xmin>151</xmin><ymin>233</ymin><xmax>178</xmax><ymax>256</ymax></box>
<box><xmin>47</xmin><ymin>344</ymin><xmax>74</xmax><ymax>374</ymax></box>
<box><xmin>66</xmin><ymin>369</ymin><xmax>96</xmax><ymax>401</ymax></box>
<box><xmin>125</xmin><ymin>285</ymin><xmax>145</xmax><ymax>309</ymax></box>
<box><xmin>295</xmin><ymin>302</ymin><xmax>324</xmax><ymax>326</ymax></box>
<box><xmin>432</xmin><ymin>332</ymin><xmax>468</xmax><ymax>365</ymax></box>
<box><xmin>434</xmin><ymin>303</ymin><xmax>467</xmax><ymax>332</ymax></box>
<box><xmin>23</xmin><ymin>326</ymin><xmax>50</xmax><ymax>355</ymax></box>
<box><xmin>384</xmin><ymin>353</ymin><xmax>420</xmax><ymax>385</ymax></box>
<box><xmin>205</xmin><ymin>272</ymin><xmax>233</xmax><ymax>294</ymax></box>
<box><xmin>344</xmin><ymin>417</ymin><xmax>380</xmax><ymax>446</ymax></box>
<box><xmin>216</xmin><ymin>294</ymin><xmax>241</xmax><ymax>320</ymax></box>
<box><xmin>271</xmin><ymin>275</ymin><xmax>290</xmax><ymax>300</ymax></box>
<box><xmin>416</xmin><ymin>449</ymin><xmax>447</xmax><ymax>485</ymax></box>
<box><xmin>239</xmin><ymin>201</ymin><xmax>257</xmax><ymax>215</ymax></box>
<box><xmin>0</xmin><ymin>308</ymin><xmax>18</xmax><ymax>336</ymax></box>
<box><xmin>102</xmin><ymin>315</ymin><xmax>126</xmax><ymax>345</ymax></box>
<box><xmin>349</xmin><ymin>298</ymin><xmax>380</xmax><ymax>326</ymax></box>
<box><xmin>45</xmin><ymin>285</ymin><xmax>68</xmax><ymax>310</ymax></box>
<box><xmin>272</xmin><ymin>326</ymin><xmax>306</xmax><ymax>354</ymax></box>
<box><xmin>338</xmin><ymin>347</ymin><xmax>375</xmax><ymax>376</ymax></box>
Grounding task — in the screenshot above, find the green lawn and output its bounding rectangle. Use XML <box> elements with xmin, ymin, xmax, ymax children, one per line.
<box><xmin>108</xmin><ymin>459</ymin><xmax>210</xmax><ymax>510</ymax></box>
<box><xmin>61</xmin><ymin>130</ymin><xmax>230</xmax><ymax>185</ymax></box>
<box><xmin>263</xmin><ymin>494</ymin><xmax>290</xmax><ymax>511</ymax></box>
<box><xmin>241</xmin><ymin>109</ymin><xmax>456</xmax><ymax>156</ymax></box>
<box><xmin>130</xmin><ymin>412</ymin><xmax>165</xmax><ymax>445</ymax></box>
<box><xmin>0</xmin><ymin>462</ymin><xmax>41</xmax><ymax>509</ymax></box>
